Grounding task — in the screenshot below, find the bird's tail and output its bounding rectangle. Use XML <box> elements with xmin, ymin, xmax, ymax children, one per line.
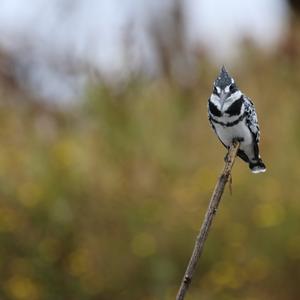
<box><xmin>249</xmin><ymin>159</ymin><xmax>266</xmax><ymax>174</ymax></box>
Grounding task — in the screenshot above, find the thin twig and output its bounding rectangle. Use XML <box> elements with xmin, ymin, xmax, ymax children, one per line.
<box><xmin>176</xmin><ymin>141</ymin><xmax>240</xmax><ymax>300</ymax></box>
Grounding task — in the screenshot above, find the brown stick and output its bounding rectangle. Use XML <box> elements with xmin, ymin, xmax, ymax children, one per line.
<box><xmin>176</xmin><ymin>141</ymin><xmax>240</xmax><ymax>300</ymax></box>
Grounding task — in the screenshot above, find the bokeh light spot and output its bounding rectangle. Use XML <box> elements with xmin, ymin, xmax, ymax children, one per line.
<box><xmin>5</xmin><ymin>276</ymin><xmax>40</xmax><ymax>300</ymax></box>
<box><xmin>68</xmin><ymin>248</ymin><xmax>90</xmax><ymax>277</ymax></box>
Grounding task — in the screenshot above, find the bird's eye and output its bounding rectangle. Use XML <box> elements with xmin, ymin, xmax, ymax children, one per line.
<box><xmin>229</xmin><ymin>84</ymin><xmax>237</xmax><ymax>93</ymax></box>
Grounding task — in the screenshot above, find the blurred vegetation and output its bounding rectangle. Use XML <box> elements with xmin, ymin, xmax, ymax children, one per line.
<box><xmin>1</xmin><ymin>31</ymin><xmax>300</xmax><ymax>300</ymax></box>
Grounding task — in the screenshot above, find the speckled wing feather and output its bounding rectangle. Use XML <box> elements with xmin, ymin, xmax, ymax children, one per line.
<box><xmin>244</xmin><ymin>95</ymin><xmax>260</xmax><ymax>143</ymax></box>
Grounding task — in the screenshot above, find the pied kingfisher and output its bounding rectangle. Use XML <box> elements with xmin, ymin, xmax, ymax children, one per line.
<box><xmin>208</xmin><ymin>66</ymin><xmax>266</xmax><ymax>173</ymax></box>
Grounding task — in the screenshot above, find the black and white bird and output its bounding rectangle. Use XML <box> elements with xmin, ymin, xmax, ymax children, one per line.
<box><xmin>208</xmin><ymin>66</ymin><xmax>266</xmax><ymax>173</ymax></box>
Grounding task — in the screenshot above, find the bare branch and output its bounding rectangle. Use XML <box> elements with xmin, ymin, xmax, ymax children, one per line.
<box><xmin>176</xmin><ymin>141</ymin><xmax>240</xmax><ymax>300</ymax></box>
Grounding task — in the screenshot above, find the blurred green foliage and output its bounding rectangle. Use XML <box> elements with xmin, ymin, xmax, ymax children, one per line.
<box><xmin>1</xmin><ymin>53</ymin><xmax>300</xmax><ymax>300</ymax></box>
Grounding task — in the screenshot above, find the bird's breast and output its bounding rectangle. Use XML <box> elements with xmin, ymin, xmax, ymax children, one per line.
<box><xmin>213</xmin><ymin>118</ymin><xmax>253</xmax><ymax>147</ymax></box>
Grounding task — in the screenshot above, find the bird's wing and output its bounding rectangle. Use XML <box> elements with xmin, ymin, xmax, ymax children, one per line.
<box><xmin>244</xmin><ymin>95</ymin><xmax>260</xmax><ymax>143</ymax></box>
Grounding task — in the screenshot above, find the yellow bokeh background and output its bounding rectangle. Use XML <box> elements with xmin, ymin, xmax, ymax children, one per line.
<box><xmin>1</xmin><ymin>29</ymin><xmax>300</xmax><ymax>300</ymax></box>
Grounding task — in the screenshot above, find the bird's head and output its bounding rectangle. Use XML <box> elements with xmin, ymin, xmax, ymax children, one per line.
<box><xmin>212</xmin><ymin>66</ymin><xmax>240</xmax><ymax>110</ymax></box>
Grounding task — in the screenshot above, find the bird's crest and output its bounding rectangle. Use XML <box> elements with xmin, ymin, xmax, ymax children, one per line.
<box><xmin>214</xmin><ymin>66</ymin><xmax>233</xmax><ymax>89</ymax></box>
